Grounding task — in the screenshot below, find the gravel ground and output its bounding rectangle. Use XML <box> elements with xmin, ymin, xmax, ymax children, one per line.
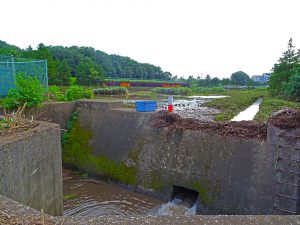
<box><xmin>172</xmin><ymin>106</ymin><xmax>221</xmax><ymax>121</ymax></box>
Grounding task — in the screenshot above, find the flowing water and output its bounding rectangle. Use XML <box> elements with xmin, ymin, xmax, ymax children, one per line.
<box><xmin>232</xmin><ymin>98</ymin><xmax>263</xmax><ymax>121</ymax></box>
<box><xmin>63</xmin><ymin>170</ymin><xmax>197</xmax><ymax>216</ymax></box>
<box><xmin>63</xmin><ymin>170</ymin><xmax>163</xmax><ymax>216</ymax></box>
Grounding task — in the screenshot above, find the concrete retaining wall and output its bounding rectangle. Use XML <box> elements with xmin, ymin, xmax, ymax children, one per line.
<box><xmin>25</xmin><ymin>100</ymin><xmax>297</xmax><ymax>215</ymax></box>
<box><xmin>0</xmin><ymin>122</ymin><xmax>63</xmax><ymax>216</ymax></box>
<box><xmin>74</xmin><ymin>104</ymin><xmax>275</xmax><ymax>214</ymax></box>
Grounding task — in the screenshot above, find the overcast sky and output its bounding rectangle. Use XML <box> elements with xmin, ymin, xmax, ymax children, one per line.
<box><xmin>1</xmin><ymin>0</ymin><xmax>300</xmax><ymax>78</ymax></box>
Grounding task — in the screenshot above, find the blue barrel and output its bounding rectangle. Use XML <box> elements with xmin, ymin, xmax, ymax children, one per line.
<box><xmin>135</xmin><ymin>101</ymin><xmax>157</xmax><ymax>112</ymax></box>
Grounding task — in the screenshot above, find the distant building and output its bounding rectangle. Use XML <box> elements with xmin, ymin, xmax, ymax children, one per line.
<box><xmin>252</xmin><ymin>73</ymin><xmax>271</xmax><ymax>83</ymax></box>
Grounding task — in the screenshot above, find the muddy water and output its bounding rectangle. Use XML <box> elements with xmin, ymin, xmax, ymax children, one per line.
<box><xmin>63</xmin><ymin>170</ymin><xmax>163</xmax><ymax>216</ymax></box>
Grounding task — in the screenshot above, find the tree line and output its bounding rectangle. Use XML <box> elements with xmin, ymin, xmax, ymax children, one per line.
<box><xmin>0</xmin><ymin>40</ymin><xmax>172</xmax><ymax>86</ymax></box>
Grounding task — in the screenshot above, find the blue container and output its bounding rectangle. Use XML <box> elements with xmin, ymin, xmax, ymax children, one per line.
<box><xmin>135</xmin><ymin>101</ymin><xmax>157</xmax><ymax>112</ymax></box>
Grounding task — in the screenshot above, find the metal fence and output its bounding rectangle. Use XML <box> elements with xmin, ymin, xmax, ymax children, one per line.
<box><xmin>0</xmin><ymin>55</ymin><xmax>48</xmax><ymax>98</ymax></box>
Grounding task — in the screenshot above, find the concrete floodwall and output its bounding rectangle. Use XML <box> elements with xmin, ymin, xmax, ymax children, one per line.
<box><xmin>0</xmin><ymin>121</ymin><xmax>63</xmax><ymax>216</ymax></box>
<box><xmin>29</xmin><ymin>100</ymin><xmax>297</xmax><ymax>215</ymax></box>
<box><xmin>61</xmin><ymin>101</ymin><xmax>275</xmax><ymax>214</ymax></box>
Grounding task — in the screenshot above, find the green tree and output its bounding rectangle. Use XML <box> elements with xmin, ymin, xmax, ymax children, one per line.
<box><xmin>269</xmin><ymin>38</ymin><xmax>300</xmax><ymax>96</ymax></box>
<box><xmin>283</xmin><ymin>67</ymin><xmax>300</xmax><ymax>97</ymax></box>
<box><xmin>56</xmin><ymin>60</ymin><xmax>71</xmax><ymax>85</ymax></box>
<box><xmin>230</xmin><ymin>71</ymin><xmax>250</xmax><ymax>86</ymax></box>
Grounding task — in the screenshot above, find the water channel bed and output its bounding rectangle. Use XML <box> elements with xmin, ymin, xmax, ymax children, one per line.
<box><xmin>63</xmin><ymin>170</ymin><xmax>163</xmax><ymax>216</ymax></box>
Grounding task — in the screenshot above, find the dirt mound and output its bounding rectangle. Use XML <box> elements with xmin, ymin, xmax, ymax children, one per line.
<box><xmin>150</xmin><ymin>111</ymin><xmax>267</xmax><ymax>140</ymax></box>
<box><xmin>269</xmin><ymin>108</ymin><xmax>300</xmax><ymax>129</ymax></box>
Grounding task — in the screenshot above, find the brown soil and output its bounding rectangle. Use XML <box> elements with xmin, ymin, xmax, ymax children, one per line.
<box><xmin>269</xmin><ymin>108</ymin><xmax>300</xmax><ymax>129</ymax></box>
<box><xmin>149</xmin><ymin>111</ymin><xmax>267</xmax><ymax>140</ymax></box>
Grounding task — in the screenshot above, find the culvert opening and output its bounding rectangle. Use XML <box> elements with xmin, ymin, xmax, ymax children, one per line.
<box><xmin>170</xmin><ymin>185</ymin><xmax>199</xmax><ymax>208</ymax></box>
<box><xmin>154</xmin><ymin>185</ymin><xmax>199</xmax><ymax>216</ymax></box>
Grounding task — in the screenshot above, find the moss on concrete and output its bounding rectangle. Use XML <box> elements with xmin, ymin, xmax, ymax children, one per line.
<box><xmin>62</xmin><ymin>113</ymin><xmax>137</xmax><ymax>185</ymax></box>
<box><xmin>191</xmin><ymin>181</ymin><xmax>213</xmax><ymax>206</ymax></box>
<box><xmin>146</xmin><ymin>170</ymin><xmax>165</xmax><ymax>192</ymax></box>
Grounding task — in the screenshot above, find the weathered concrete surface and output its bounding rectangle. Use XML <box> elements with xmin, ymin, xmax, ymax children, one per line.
<box><xmin>136</xmin><ymin>126</ymin><xmax>275</xmax><ymax>214</ymax></box>
<box><xmin>0</xmin><ymin>121</ymin><xmax>63</xmax><ymax>216</ymax></box>
<box><xmin>27</xmin><ymin>102</ymin><xmax>76</xmax><ymax>130</ymax></box>
<box><xmin>268</xmin><ymin>124</ymin><xmax>300</xmax><ymax>214</ymax></box>
<box><xmin>1</xmin><ymin>194</ymin><xmax>300</xmax><ymax>225</ymax></box>
<box><xmin>77</xmin><ymin>106</ymin><xmax>153</xmax><ymax>162</ymax></box>
<box><xmin>28</xmin><ymin>101</ymin><xmax>293</xmax><ymax>215</ymax></box>
<box><xmin>65</xmin><ymin>101</ymin><xmax>276</xmax><ymax>214</ymax></box>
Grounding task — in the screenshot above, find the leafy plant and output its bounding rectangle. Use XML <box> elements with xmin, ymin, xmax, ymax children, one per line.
<box><xmin>2</xmin><ymin>73</ymin><xmax>46</xmax><ymax>109</ymax></box>
<box><xmin>48</xmin><ymin>85</ymin><xmax>66</xmax><ymax>101</ymax></box>
<box><xmin>65</xmin><ymin>86</ymin><xmax>93</xmax><ymax>101</ymax></box>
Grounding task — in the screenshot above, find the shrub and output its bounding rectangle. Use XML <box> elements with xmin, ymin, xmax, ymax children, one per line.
<box><xmin>3</xmin><ymin>73</ymin><xmax>46</xmax><ymax>109</ymax></box>
<box><xmin>151</xmin><ymin>87</ymin><xmax>192</xmax><ymax>95</ymax></box>
<box><xmin>48</xmin><ymin>85</ymin><xmax>66</xmax><ymax>101</ymax></box>
<box><xmin>93</xmin><ymin>87</ymin><xmax>128</xmax><ymax>95</ymax></box>
<box><xmin>65</xmin><ymin>86</ymin><xmax>94</xmax><ymax>101</ymax></box>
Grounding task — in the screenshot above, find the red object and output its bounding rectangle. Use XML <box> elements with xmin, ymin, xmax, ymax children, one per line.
<box><xmin>168</xmin><ymin>104</ymin><xmax>173</xmax><ymax>112</ymax></box>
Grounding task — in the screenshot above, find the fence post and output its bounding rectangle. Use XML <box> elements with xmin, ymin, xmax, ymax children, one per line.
<box><xmin>11</xmin><ymin>55</ymin><xmax>16</xmax><ymax>83</ymax></box>
<box><xmin>45</xmin><ymin>60</ymin><xmax>48</xmax><ymax>89</ymax></box>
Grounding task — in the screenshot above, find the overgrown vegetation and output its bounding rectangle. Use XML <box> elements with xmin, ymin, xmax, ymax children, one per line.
<box><xmin>192</xmin><ymin>86</ymin><xmax>225</xmax><ymax>94</ymax></box>
<box><xmin>2</xmin><ymin>73</ymin><xmax>46</xmax><ymax>109</ymax></box>
<box><xmin>62</xmin><ymin>112</ymin><xmax>137</xmax><ymax>185</ymax></box>
<box><xmin>254</xmin><ymin>96</ymin><xmax>300</xmax><ymax>123</ymax></box>
<box><xmin>93</xmin><ymin>87</ymin><xmax>128</xmax><ymax>95</ymax></box>
<box><xmin>151</xmin><ymin>87</ymin><xmax>192</xmax><ymax>95</ymax></box>
<box><xmin>48</xmin><ymin>79</ymin><xmax>93</xmax><ymax>101</ymax></box>
<box><xmin>203</xmin><ymin>90</ymin><xmax>266</xmax><ymax>121</ymax></box>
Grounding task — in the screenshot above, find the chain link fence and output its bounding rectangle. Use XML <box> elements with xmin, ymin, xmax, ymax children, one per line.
<box><xmin>0</xmin><ymin>55</ymin><xmax>48</xmax><ymax>98</ymax></box>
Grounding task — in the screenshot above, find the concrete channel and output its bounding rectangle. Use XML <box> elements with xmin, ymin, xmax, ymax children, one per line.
<box><xmin>0</xmin><ymin>100</ymin><xmax>300</xmax><ymax>224</ymax></box>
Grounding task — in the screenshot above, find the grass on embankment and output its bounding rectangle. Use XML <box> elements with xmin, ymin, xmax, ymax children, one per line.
<box><xmin>254</xmin><ymin>96</ymin><xmax>300</xmax><ymax>123</ymax></box>
<box><xmin>203</xmin><ymin>89</ymin><xmax>267</xmax><ymax>121</ymax></box>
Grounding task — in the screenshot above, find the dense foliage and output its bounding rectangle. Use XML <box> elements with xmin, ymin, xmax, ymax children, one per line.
<box><xmin>48</xmin><ymin>85</ymin><xmax>93</xmax><ymax>101</ymax></box>
<box><xmin>93</xmin><ymin>87</ymin><xmax>128</xmax><ymax>95</ymax></box>
<box><xmin>151</xmin><ymin>87</ymin><xmax>192</xmax><ymax>95</ymax></box>
<box><xmin>0</xmin><ymin>40</ymin><xmax>173</xmax><ymax>86</ymax></box>
<box><xmin>2</xmin><ymin>73</ymin><xmax>46</xmax><ymax>109</ymax></box>
<box><xmin>230</xmin><ymin>71</ymin><xmax>251</xmax><ymax>86</ymax></box>
<box><xmin>269</xmin><ymin>38</ymin><xmax>300</xmax><ymax>97</ymax></box>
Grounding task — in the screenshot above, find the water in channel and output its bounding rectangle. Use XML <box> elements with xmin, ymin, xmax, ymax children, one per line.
<box><xmin>63</xmin><ymin>170</ymin><xmax>197</xmax><ymax>216</ymax></box>
<box><xmin>232</xmin><ymin>98</ymin><xmax>263</xmax><ymax>121</ymax></box>
<box><xmin>63</xmin><ymin>169</ymin><xmax>163</xmax><ymax>216</ymax></box>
